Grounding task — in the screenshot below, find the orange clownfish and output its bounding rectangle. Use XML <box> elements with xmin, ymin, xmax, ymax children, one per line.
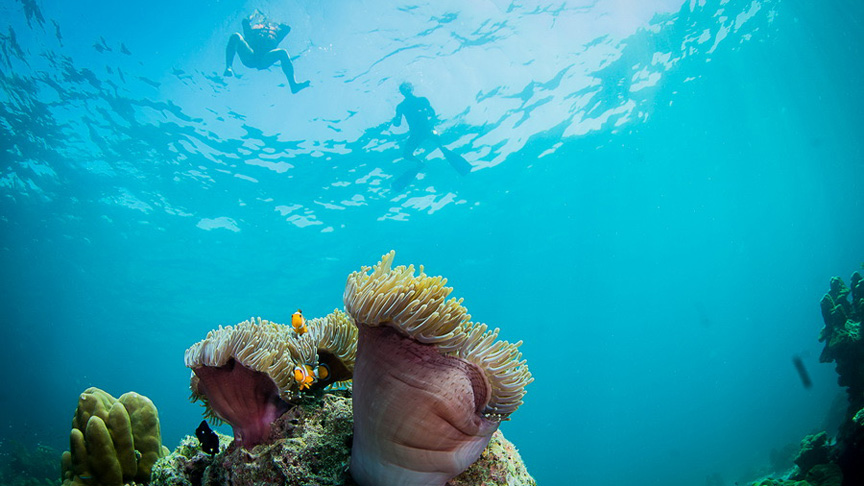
<box><xmin>291</xmin><ymin>309</ymin><xmax>307</xmax><ymax>335</ymax></box>
<box><xmin>293</xmin><ymin>363</ymin><xmax>331</xmax><ymax>391</ymax></box>
<box><xmin>317</xmin><ymin>363</ymin><xmax>330</xmax><ymax>381</ymax></box>
<box><xmin>293</xmin><ymin>365</ymin><xmax>314</xmax><ymax>390</ymax></box>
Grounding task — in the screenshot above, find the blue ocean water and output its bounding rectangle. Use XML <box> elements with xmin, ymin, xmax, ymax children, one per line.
<box><xmin>1</xmin><ymin>0</ymin><xmax>862</xmax><ymax>485</ymax></box>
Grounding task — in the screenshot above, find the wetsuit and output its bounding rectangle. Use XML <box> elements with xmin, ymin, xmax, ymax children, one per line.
<box><xmin>395</xmin><ymin>95</ymin><xmax>437</xmax><ymax>158</ymax></box>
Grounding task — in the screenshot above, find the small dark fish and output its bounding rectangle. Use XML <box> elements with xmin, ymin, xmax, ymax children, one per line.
<box><xmin>195</xmin><ymin>420</ymin><xmax>219</xmax><ymax>455</ymax></box>
<box><xmin>792</xmin><ymin>356</ymin><xmax>812</xmax><ymax>389</ymax></box>
<box><xmin>120</xmin><ymin>43</ymin><xmax>131</xmax><ymax>55</ymax></box>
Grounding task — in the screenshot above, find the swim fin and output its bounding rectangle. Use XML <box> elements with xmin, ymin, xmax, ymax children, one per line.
<box><xmin>440</xmin><ymin>147</ymin><xmax>472</xmax><ymax>175</ymax></box>
<box><xmin>391</xmin><ymin>162</ymin><xmax>422</xmax><ymax>191</ymax></box>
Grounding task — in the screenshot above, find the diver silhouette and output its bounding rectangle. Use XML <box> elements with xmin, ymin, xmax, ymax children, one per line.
<box><xmin>224</xmin><ymin>9</ymin><xmax>310</xmax><ymax>93</ymax></box>
<box><xmin>391</xmin><ymin>82</ymin><xmax>471</xmax><ymax>190</ymax></box>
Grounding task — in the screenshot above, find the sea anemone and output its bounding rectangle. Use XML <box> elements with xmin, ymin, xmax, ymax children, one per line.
<box><xmin>184</xmin><ymin>310</ymin><xmax>356</xmax><ymax>447</ymax></box>
<box><xmin>344</xmin><ymin>251</ymin><xmax>532</xmax><ymax>486</ymax></box>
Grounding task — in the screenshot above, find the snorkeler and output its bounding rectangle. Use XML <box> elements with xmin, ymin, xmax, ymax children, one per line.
<box><xmin>391</xmin><ymin>82</ymin><xmax>471</xmax><ymax>189</ymax></box>
<box><xmin>224</xmin><ymin>9</ymin><xmax>310</xmax><ymax>93</ymax></box>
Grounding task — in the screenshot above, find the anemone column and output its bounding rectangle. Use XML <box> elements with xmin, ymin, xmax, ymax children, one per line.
<box><xmin>350</xmin><ymin>325</ymin><xmax>499</xmax><ymax>486</ymax></box>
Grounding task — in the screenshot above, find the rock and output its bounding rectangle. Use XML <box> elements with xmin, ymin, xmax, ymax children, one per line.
<box><xmin>151</xmin><ymin>389</ymin><xmax>534</xmax><ymax>486</ymax></box>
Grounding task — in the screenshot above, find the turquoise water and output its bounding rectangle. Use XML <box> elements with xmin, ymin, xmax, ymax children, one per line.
<box><xmin>1</xmin><ymin>0</ymin><xmax>863</xmax><ymax>485</ymax></box>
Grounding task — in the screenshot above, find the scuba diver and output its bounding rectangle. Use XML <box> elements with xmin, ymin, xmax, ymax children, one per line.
<box><xmin>224</xmin><ymin>9</ymin><xmax>310</xmax><ymax>93</ymax></box>
<box><xmin>391</xmin><ymin>82</ymin><xmax>471</xmax><ymax>190</ymax></box>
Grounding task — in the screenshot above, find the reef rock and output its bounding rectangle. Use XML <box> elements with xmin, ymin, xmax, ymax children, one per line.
<box><xmin>817</xmin><ymin>272</ymin><xmax>864</xmax><ymax>485</ymax></box>
<box><xmin>751</xmin><ymin>480</ymin><xmax>811</xmax><ymax>486</ymax></box>
<box><xmin>751</xmin><ymin>271</ymin><xmax>864</xmax><ymax>486</ymax></box>
<box><xmin>792</xmin><ymin>432</ymin><xmax>832</xmax><ymax>479</ymax></box>
<box><xmin>819</xmin><ymin>273</ymin><xmax>864</xmax><ymax>405</ymax></box>
<box><xmin>150</xmin><ymin>389</ymin><xmax>534</xmax><ymax>486</ymax></box>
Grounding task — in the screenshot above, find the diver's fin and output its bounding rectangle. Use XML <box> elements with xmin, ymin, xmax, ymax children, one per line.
<box><xmin>391</xmin><ymin>162</ymin><xmax>422</xmax><ymax>191</ymax></box>
<box><xmin>440</xmin><ymin>147</ymin><xmax>472</xmax><ymax>175</ymax></box>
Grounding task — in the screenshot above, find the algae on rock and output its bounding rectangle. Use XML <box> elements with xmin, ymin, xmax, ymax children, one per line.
<box><xmin>151</xmin><ymin>389</ymin><xmax>534</xmax><ymax>486</ymax></box>
<box><xmin>750</xmin><ymin>271</ymin><xmax>864</xmax><ymax>486</ymax></box>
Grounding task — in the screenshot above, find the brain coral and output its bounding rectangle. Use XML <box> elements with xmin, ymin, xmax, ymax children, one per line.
<box><xmin>184</xmin><ymin>310</ymin><xmax>356</xmax><ymax>447</ymax></box>
<box><xmin>344</xmin><ymin>251</ymin><xmax>532</xmax><ymax>486</ymax></box>
<box><xmin>61</xmin><ymin>387</ymin><xmax>168</xmax><ymax>486</ymax></box>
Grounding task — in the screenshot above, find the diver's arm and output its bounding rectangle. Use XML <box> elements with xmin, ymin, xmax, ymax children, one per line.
<box><xmin>241</xmin><ymin>18</ymin><xmax>253</xmax><ymax>39</ymax></box>
<box><xmin>274</xmin><ymin>24</ymin><xmax>290</xmax><ymax>45</ymax></box>
<box><xmin>391</xmin><ymin>105</ymin><xmax>403</xmax><ymax>127</ymax></box>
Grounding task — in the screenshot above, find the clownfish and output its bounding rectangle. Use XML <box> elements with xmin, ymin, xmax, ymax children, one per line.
<box><xmin>291</xmin><ymin>309</ymin><xmax>307</xmax><ymax>335</ymax></box>
<box><xmin>317</xmin><ymin>363</ymin><xmax>330</xmax><ymax>381</ymax></box>
<box><xmin>293</xmin><ymin>364</ymin><xmax>314</xmax><ymax>390</ymax></box>
<box><xmin>293</xmin><ymin>363</ymin><xmax>331</xmax><ymax>391</ymax></box>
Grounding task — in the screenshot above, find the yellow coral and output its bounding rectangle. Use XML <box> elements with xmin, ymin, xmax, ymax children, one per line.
<box><xmin>61</xmin><ymin>387</ymin><xmax>167</xmax><ymax>486</ymax></box>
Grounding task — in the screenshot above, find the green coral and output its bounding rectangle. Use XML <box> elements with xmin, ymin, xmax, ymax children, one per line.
<box><xmin>818</xmin><ymin>276</ymin><xmax>861</xmax><ymax>355</ymax></box>
<box><xmin>853</xmin><ymin>407</ymin><xmax>864</xmax><ymax>426</ymax></box>
<box><xmin>753</xmin><ymin>463</ymin><xmax>843</xmax><ymax>486</ymax></box>
<box><xmin>198</xmin><ymin>391</ymin><xmax>355</xmax><ymax>486</ymax></box>
<box><xmin>150</xmin><ymin>434</ymin><xmax>233</xmax><ymax>486</ymax></box>
<box><xmin>804</xmin><ymin>463</ymin><xmax>842</xmax><ymax>486</ymax></box>
<box><xmin>447</xmin><ymin>430</ymin><xmax>536</xmax><ymax>486</ymax></box>
<box><xmin>819</xmin><ymin>273</ymin><xmax>864</xmax><ymax>356</ymax></box>
<box><xmin>0</xmin><ymin>441</ymin><xmax>61</xmax><ymax>486</ymax></box>
<box><xmin>793</xmin><ymin>432</ymin><xmax>831</xmax><ymax>478</ymax></box>
<box><xmin>119</xmin><ymin>392</ymin><xmax>166</xmax><ymax>482</ymax></box>
<box><xmin>750</xmin><ymin>480</ymin><xmax>810</xmax><ymax>486</ymax></box>
<box><xmin>61</xmin><ymin>387</ymin><xmax>169</xmax><ymax>486</ymax></box>
<box><xmin>752</xmin><ymin>271</ymin><xmax>864</xmax><ymax>486</ymax></box>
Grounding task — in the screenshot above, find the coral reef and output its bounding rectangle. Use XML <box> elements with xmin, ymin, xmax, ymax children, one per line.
<box><xmin>446</xmin><ymin>431</ymin><xmax>536</xmax><ymax>486</ymax></box>
<box><xmin>149</xmin><ymin>390</ymin><xmax>534</xmax><ymax>486</ymax></box>
<box><xmin>0</xmin><ymin>440</ymin><xmax>61</xmax><ymax>486</ymax></box>
<box><xmin>751</xmin><ymin>271</ymin><xmax>864</xmax><ymax>486</ymax></box>
<box><xmin>804</xmin><ymin>464</ymin><xmax>843</xmax><ymax>486</ymax></box>
<box><xmin>819</xmin><ymin>274</ymin><xmax>864</xmax><ymax>407</ymax></box>
<box><xmin>184</xmin><ymin>310</ymin><xmax>356</xmax><ymax>448</ymax></box>
<box><xmin>782</xmin><ymin>433</ymin><xmax>841</xmax><ymax>486</ymax></box>
<box><xmin>343</xmin><ymin>251</ymin><xmax>532</xmax><ymax>486</ymax></box>
<box><xmin>178</xmin><ymin>252</ymin><xmax>533</xmax><ymax>485</ymax></box>
<box><xmin>61</xmin><ymin>387</ymin><xmax>169</xmax><ymax>486</ymax></box>
<box><xmin>752</xmin><ymin>480</ymin><xmax>810</xmax><ymax>486</ymax></box>
<box><xmin>818</xmin><ymin>272</ymin><xmax>864</xmax><ymax>485</ymax></box>
<box><xmin>792</xmin><ymin>432</ymin><xmax>831</xmax><ymax>479</ymax></box>
<box><xmin>149</xmin><ymin>432</ymin><xmax>233</xmax><ymax>486</ymax></box>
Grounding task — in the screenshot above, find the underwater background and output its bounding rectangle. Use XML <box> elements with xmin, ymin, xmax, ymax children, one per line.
<box><xmin>1</xmin><ymin>0</ymin><xmax>862</xmax><ymax>485</ymax></box>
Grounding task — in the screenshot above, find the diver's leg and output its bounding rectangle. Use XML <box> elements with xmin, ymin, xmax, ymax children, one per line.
<box><xmin>267</xmin><ymin>49</ymin><xmax>310</xmax><ymax>93</ymax></box>
<box><xmin>403</xmin><ymin>135</ymin><xmax>424</xmax><ymax>162</ymax></box>
<box><xmin>225</xmin><ymin>33</ymin><xmax>254</xmax><ymax>75</ymax></box>
<box><xmin>225</xmin><ymin>33</ymin><xmax>241</xmax><ymax>75</ymax></box>
<box><xmin>430</xmin><ymin>133</ymin><xmax>445</xmax><ymax>151</ymax></box>
<box><xmin>393</xmin><ymin>135</ymin><xmax>424</xmax><ymax>190</ymax></box>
